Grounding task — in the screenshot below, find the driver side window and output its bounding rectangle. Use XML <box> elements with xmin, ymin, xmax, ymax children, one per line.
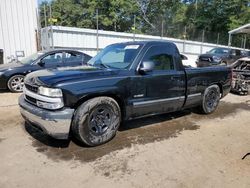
<box><xmin>42</xmin><ymin>52</ymin><xmax>63</xmax><ymax>64</ymax></box>
<box><xmin>64</xmin><ymin>52</ymin><xmax>83</xmax><ymax>63</ymax></box>
<box><xmin>143</xmin><ymin>45</ymin><xmax>175</xmax><ymax>71</ymax></box>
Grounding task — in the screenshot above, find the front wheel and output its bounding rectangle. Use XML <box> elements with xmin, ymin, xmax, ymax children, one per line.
<box><xmin>199</xmin><ymin>85</ymin><xmax>220</xmax><ymax>114</ymax></box>
<box><xmin>7</xmin><ymin>75</ymin><xmax>25</xmax><ymax>92</ymax></box>
<box><xmin>72</xmin><ymin>97</ymin><xmax>121</xmax><ymax>146</ymax></box>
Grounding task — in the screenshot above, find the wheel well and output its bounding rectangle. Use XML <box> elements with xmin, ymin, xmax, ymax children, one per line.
<box><xmin>73</xmin><ymin>94</ymin><xmax>126</xmax><ymax>120</ymax></box>
<box><xmin>214</xmin><ymin>83</ymin><xmax>223</xmax><ymax>96</ymax></box>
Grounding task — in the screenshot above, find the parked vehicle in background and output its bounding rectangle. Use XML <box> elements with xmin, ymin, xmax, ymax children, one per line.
<box><xmin>231</xmin><ymin>57</ymin><xmax>250</xmax><ymax>95</ymax></box>
<box><xmin>196</xmin><ymin>47</ymin><xmax>243</xmax><ymax>67</ymax></box>
<box><xmin>180</xmin><ymin>54</ymin><xmax>197</xmax><ymax>68</ymax></box>
<box><xmin>0</xmin><ymin>49</ymin><xmax>92</xmax><ymax>92</ymax></box>
<box><xmin>241</xmin><ymin>50</ymin><xmax>250</xmax><ymax>57</ymax></box>
<box><xmin>180</xmin><ymin>54</ymin><xmax>190</xmax><ymax>67</ymax></box>
<box><xmin>19</xmin><ymin>41</ymin><xmax>232</xmax><ymax>146</ymax></box>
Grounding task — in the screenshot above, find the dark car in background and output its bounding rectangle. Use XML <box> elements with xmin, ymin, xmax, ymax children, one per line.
<box><xmin>196</xmin><ymin>47</ymin><xmax>243</xmax><ymax>67</ymax></box>
<box><xmin>0</xmin><ymin>49</ymin><xmax>92</xmax><ymax>92</ymax></box>
<box><xmin>241</xmin><ymin>50</ymin><xmax>250</xmax><ymax>57</ymax></box>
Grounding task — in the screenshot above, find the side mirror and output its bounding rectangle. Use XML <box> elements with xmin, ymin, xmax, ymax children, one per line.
<box><xmin>37</xmin><ymin>60</ymin><xmax>45</xmax><ymax>67</ymax></box>
<box><xmin>180</xmin><ymin>54</ymin><xmax>188</xmax><ymax>60</ymax></box>
<box><xmin>139</xmin><ymin>61</ymin><xmax>155</xmax><ymax>74</ymax></box>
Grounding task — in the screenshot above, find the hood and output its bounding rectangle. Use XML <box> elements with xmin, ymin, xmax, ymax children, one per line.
<box><xmin>0</xmin><ymin>62</ymin><xmax>25</xmax><ymax>72</ymax></box>
<box><xmin>25</xmin><ymin>65</ymin><xmax>120</xmax><ymax>87</ymax></box>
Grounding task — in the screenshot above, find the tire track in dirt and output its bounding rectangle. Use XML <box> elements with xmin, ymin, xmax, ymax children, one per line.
<box><xmin>27</xmin><ymin>101</ymin><xmax>249</xmax><ymax>163</ymax></box>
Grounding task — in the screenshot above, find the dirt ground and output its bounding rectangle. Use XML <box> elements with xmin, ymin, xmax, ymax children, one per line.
<box><xmin>0</xmin><ymin>91</ymin><xmax>250</xmax><ymax>188</ymax></box>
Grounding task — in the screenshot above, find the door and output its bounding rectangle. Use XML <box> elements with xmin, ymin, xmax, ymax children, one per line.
<box><xmin>40</xmin><ymin>52</ymin><xmax>64</xmax><ymax>68</ymax></box>
<box><xmin>131</xmin><ymin>44</ymin><xmax>186</xmax><ymax>117</ymax></box>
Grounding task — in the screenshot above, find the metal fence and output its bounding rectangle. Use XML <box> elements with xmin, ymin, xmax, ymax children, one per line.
<box><xmin>41</xmin><ymin>26</ymin><xmax>248</xmax><ymax>67</ymax></box>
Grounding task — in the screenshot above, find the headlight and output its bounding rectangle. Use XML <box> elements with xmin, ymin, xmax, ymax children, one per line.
<box><xmin>213</xmin><ymin>56</ymin><xmax>221</xmax><ymax>63</ymax></box>
<box><xmin>0</xmin><ymin>72</ymin><xmax>4</xmax><ymax>76</ymax></box>
<box><xmin>38</xmin><ymin>86</ymin><xmax>63</xmax><ymax>98</ymax></box>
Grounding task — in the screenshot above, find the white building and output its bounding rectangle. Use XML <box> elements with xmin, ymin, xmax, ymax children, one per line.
<box><xmin>0</xmin><ymin>0</ymin><xmax>38</xmax><ymax>64</ymax></box>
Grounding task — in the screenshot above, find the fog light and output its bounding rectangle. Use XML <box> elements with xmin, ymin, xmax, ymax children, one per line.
<box><xmin>37</xmin><ymin>101</ymin><xmax>64</xmax><ymax>110</ymax></box>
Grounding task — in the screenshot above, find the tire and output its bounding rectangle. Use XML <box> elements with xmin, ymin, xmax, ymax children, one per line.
<box><xmin>7</xmin><ymin>75</ymin><xmax>25</xmax><ymax>92</ymax></box>
<box><xmin>200</xmin><ymin>85</ymin><xmax>220</xmax><ymax>114</ymax></box>
<box><xmin>71</xmin><ymin>97</ymin><xmax>121</xmax><ymax>146</ymax></box>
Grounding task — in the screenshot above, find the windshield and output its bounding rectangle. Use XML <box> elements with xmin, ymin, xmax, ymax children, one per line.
<box><xmin>88</xmin><ymin>43</ymin><xmax>142</xmax><ymax>69</ymax></box>
<box><xmin>208</xmin><ymin>48</ymin><xmax>229</xmax><ymax>54</ymax></box>
<box><xmin>20</xmin><ymin>52</ymin><xmax>44</xmax><ymax>64</ymax></box>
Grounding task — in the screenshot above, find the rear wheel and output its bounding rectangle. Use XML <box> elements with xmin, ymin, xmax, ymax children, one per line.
<box><xmin>72</xmin><ymin>97</ymin><xmax>121</xmax><ymax>146</ymax></box>
<box><xmin>7</xmin><ymin>75</ymin><xmax>25</xmax><ymax>92</ymax></box>
<box><xmin>200</xmin><ymin>85</ymin><xmax>220</xmax><ymax>114</ymax></box>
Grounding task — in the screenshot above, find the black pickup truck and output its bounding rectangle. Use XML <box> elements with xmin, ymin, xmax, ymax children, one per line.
<box><xmin>19</xmin><ymin>41</ymin><xmax>232</xmax><ymax>146</ymax></box>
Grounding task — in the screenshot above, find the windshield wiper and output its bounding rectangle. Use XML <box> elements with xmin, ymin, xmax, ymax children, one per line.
<box><xmin>99</xmin><ymin>63</ymin><xmax>110</xmax><ymax>69</ymax></box>
<box><xmin>88</xmin><ymin>60</ymin><xmax>111</xmax><ymax>69</ymax></box>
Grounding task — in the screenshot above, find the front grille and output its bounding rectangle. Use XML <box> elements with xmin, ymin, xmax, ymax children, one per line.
<box><xmin>25</xmin><ymin>95</ymin><xmax>37</xmax><ymax>105</ymax></box>
<box><xmin>25</xmin><ymin>84</ymin><xmax>38</xmax><ymax>93</ymax></box>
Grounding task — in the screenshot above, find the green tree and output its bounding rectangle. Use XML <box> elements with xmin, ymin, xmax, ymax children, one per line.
<box><xmin>38</xmin><ymin>0</ymin><xmax>250</xmax><ymax>47</ymax></box>
<box><xmin>40</xmin><ymin>0</ymin><xmax>139</xmax><ymax>32</ymax></box>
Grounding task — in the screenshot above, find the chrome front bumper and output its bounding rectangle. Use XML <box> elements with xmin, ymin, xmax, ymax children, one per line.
<box><xmin>19</xmin><ymin>94</ymin><xmax>74</xmax><ymax>139</ymax></box>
